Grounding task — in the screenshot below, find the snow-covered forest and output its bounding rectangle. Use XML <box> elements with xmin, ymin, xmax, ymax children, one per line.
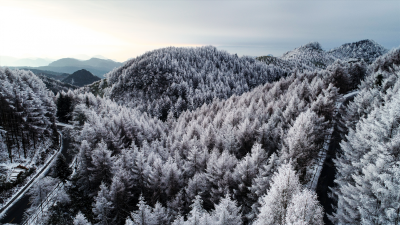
<box><xmin>1</xmin><ymin>40</ymin><xmax>400</xmax><ymax>225</ymax></box>
<box><xmin>332</xmin><ymin>48</ymin><xmax>400</xmax><ymax>224</ymax></box>
<box><xmin>0</xmin><ymin>68</ymin><xmax>58</xmax><ymax>163</ymax></box>
<box><xmin>104</xmin><ymin>46</ymin><xmax>288</xmax><ymax>120</ymax></box>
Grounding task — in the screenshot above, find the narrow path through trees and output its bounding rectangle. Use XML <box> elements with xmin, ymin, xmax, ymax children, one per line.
<box><xmin>315</xmin><ymin>91</ymin><xmax>358</xmax><ymax>225</ymax></box>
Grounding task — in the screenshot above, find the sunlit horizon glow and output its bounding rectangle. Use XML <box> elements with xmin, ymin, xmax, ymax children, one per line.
<box><xmin>0</xmin><ymin>0</ymin><xmax>399</xmax><ymax>62</ymax></box>
<box><xmin>0</xmin><ymin>4</ymin><xmax>130</xmax><ymax>61</ymax></box>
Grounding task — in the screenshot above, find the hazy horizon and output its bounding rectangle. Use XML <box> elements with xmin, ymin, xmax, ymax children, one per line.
<box><xmin>1</xmin><ymin>0</ymin><xmax>399</xmax><ymax>62</ymax></box>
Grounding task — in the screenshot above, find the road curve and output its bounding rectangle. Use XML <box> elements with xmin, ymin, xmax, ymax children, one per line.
<box><xmin>0</xmin><ymin>126</ymin><xmax>72</xmax><ymax>225</ymax></box>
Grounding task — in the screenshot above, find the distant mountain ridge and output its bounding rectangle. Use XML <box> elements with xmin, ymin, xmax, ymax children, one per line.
<box><xmin>0</xmin><ymin>56</ymin><xmax>53</xmax><ymax>67</ymax></box>
<box><xmin>328</xmin><ymin>39</ymin><xmax>388</xmax><ymax>63</ymax></box>
<box><xmin>62</xmin><ymin>69</ymin><xmax>101</xmax><ymax>87</ymax></box>
<box><xmin>281</xmin><ymin>42</ymin><xmax>337</xmax><ymax>69</ymax></box>
<box><xmin>258</xmin><ymin>39</ymin><xmax>388</xmax><ymax>71</ymax></box>
<box><xmin>15</xmin><ymin>68</ymin><xmax>69</xmax><ymax>80</ymax></box>
<box><xmin>48</xmin><ymin>57</ymin><xmax>121</xmax><ymax>68</ymax></box>
<box><xmin>27</xmin><ymin>57</ymin><xmax>123</xmax><ymax>78</ymax></box>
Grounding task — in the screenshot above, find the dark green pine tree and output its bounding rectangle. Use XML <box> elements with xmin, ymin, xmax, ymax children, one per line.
<box><xmin>56</xmin><ymin>93</ymin><xmax>73</xmax><ymax>123</ymax></box>
<box><xmin>54</xmin><ymin>154</ymin><xmax>72</xmax><ymax>183</ymax></box>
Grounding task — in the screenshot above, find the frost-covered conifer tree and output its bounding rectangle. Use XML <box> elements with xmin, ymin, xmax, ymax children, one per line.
<box><xmin>248</xmin><ymin>153</ymin><xmax>280</xmax><ymax>220</ymax></box>
<box><xmin>152</xmin><ymin>202</ymin><xmax>170</xmax><ymax>225</ymax></box>
<box><xmin>210</xmin><ymin>193</ymin><xmax>242</xmax><ymax>225</ymax></box>
<box><xmin>184</xmin><ymin>146</ymin><xmax>207</xmax><ymax>178</ymax></box>
<box><xmin>232</xmin><ymin>143</ymin><xmax>267</xmax><ymax>220</ymax></box>
<box><xmin>184</xmin><ymin>195</ymin><xmax>210</xmax><ymax>225</ymax></box>
<box><xmin>254</xmin><ymin>162</ymin><xmax>301</xmax><ymax>225</ymax></box>
<box><xmin>92</xmin><ymin>183</ymin><xmax>113</xmax><ymax>225</ymax></box>
<box><xmin>185</xmin><ymin>172</ymin><xmax>209</xmax><ymax>205</ymax></box>
<box><xmin>206</xmin><ymin>149</ymin><xmax>237</xmax><ymax>206</ymax></box>
<box><xmin>75</xmin><ymin>140</ymin><xmax>93</xmax><ymax>193</ymax></box>
<box><xmin>74</xmin><ymin>211</ymin><xmax>92</xmax><ymax>225</ymax></box>
<box><xmin>126</xmin><ymin>194</ymin><xmax>156</xmax><ymax>225</ymax></box>
<box><xmin>280</xmin><ymin>109</ymin><xmax>326</xmax><ymax>181</ymax></box>
<box><xmin>131</xmin><ymin>149</ymin><xmax>151</xmax><ymax>198</ymax></box>
<box><xmin>89</xmin><ymin>140</ymin><xmax>115</xmax><ymax>188</ymax></box>
<box><xmin>109</xmin><ymin>169</ymin><xmax>134</xmax><ymax>224</ymax></box>
<box><xmin>162</xmin><ymin>157</ymin><xmax>183</xmax><ymax>199</ymax></box>
<box><xmin>285</xmin><ymin>189</ymin><xmax>323</xmax><ymax>225</ymax></box>
<box><xmin>28</xmin><ymin>177</ymin><xmax>58</xmax><ymax>208</ymax></box>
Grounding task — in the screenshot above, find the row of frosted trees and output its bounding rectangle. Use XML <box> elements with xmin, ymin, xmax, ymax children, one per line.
<box><xmin>0</xmin><ymin>68</ymin><xmax>57</xmax><ymax>163</ymax></box>
<box><xmin>332</xmin><ymin>48</ymin><xmax>400</xmax><ymax>224</ymax></box>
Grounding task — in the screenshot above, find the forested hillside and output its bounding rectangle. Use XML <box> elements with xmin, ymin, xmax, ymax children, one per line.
<box><xmin>37</xmin><ymin>74</ymin><xmax>78</xmax><ymax>94</ymax></box>
<box><xmin>0</xmin><ymin>68</ymin><xmax>58</xmax><ymax>163</ymax></box>
<box><xmin>281</xmin><ymin>42</ymin><xmax>337</xmax><ymax>70</ymax></box>
<box><xmin>105</xmin><ymin>46</ymin><xmax>288</xmax><ymax>120</ymax></box>
<box><xmin>15</xmin><ymin>68</ymin><xmax>69</xmax><ymax>81</ymax></box>
<box><xmin>258</xmin><ymin>39</ymin><xmax>387</xmax><ymax>73</ymax></box>
<box><xmin>62</xmin><ymin>69</ymin><xmax>101</xmax><ymax>87</ymax></box>
<box><xmin>328</xmin><ymin>39</ymin><xmax>388</xmax><ymax>63</ymax></box>
<box><xmin>331</xmin><ymin>48</ymin><xmax>400</xmax><ymax>224</ymax></box>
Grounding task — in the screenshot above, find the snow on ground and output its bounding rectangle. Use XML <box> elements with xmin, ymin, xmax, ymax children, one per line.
<box><xmin>0</xmin><ymin>133</ymin><xmax>62</xmax><ymax>219</ymax></box>
<box><xmin>55</xmin><ymin>122</ymin><xmax>74</xmax><ymax>129</ymax></box>
<box><xmin>0</xmin><ymin>139</ymin><xmax>52</xmax><ymax>182</ymax></box>
<box><xmin>343</xmin><ymin>91</ymin><xmax>359</xmax><ymax>99</ymax></box>
<box><xmin>8</xmin><ymin>167</ymin><xmax>29</xmax><ymax>182</ymax></box>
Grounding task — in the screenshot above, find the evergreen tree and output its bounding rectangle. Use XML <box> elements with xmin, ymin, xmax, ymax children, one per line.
<box><xmin>74</xmin><ymin>211</ymin><xmax>92</xmax><ymax>225</ymax></box>
<box><xmin>92</xmin><ymin>182</ymin><xmax>113</xmax><ymax>225</ymax></box>
<box><xmin>211</xmin><ymin>193</ymin><xmax>242</xmax><ymax>225</ymax></box>
<box><xmin>185</xmin><ymin>195</ymin><xmax>210</xmax><ymax>225</ymax></box>
<box><xmin>206</xmin><ymin>149</ymin><xmax>237</xmax><ymax>207</ymax></box>
<box><xmin>248</xmin><ymin>153</ymin><xmax>280</xmax><ymax>220</ymax></box>
<box><xmin>254</xmin><ymin>162</ymin><xmax>301</xmax><ymax>225</ymax></box>
<box><xmin>54</xmin><ymin>154</ymin><xmax>72</xmax><ymax>183</ymax></box>
<box><xmin>131</xmin><ymin>149</ymin><xmax>151</xmax><ymax>199</ymax></box>
<box><xmin>128</xmin><ymin>194</ymin><xmax>156</xmax><ymax>225</ymax></box>
<box><xmin>56</xmin><ymin>92</ymin><xmax>73</xmax><ymax>123</ymax></box>
<box><xmin>184</xmin><ymin>145</ymin><xmax>207</xmax><ymax>178</ymax></box>
<box><xmin>109</xmin><ymin>169</ymin><xmax>134</xmax><ymax>225</ymax></box>
<box><xmin>162</xmin><ymin>157</ymin><xmax>183</xmax><ymax>199</ymax></box>
<box><xmin>89</xmin><ymin>140</ymin><xmax>115</xmax><ymax>188</ymax></box>
<box><xmin>75</xmin><ymin>140</ymin><xmax>93</xmax><ymax>194</ymax></box>
<box><xmin>233</xmin><ymin>143</ymin><xmax>267</xmax><ymax>221</ymax></box>
<box><xmin>152</xmin><ymin>202</ymin><xmax>170</xmax><ymax>225</ymax></box>
<box><xmin>332</xmin><ymin>79</ymin><xmax>400</xmax><ymax>224</ymax></box>
<box><xmin>285</xmin><ymin>189</ymin><xmax>324</xmax><ymax>225</ymax></box>
<box><xmin>28</xmin><ymin>177</ymin><xmax>58</xmax><ymax>208</ymax></box>
<box><xmin>280</xmin><ymin>109</ymin><xmax>326</xmax><ymax>181</ymax></box>
<box><xmin>185</xmin><ymin>173</ymin><xmax>209</xmax><ymax>205</ymax></box>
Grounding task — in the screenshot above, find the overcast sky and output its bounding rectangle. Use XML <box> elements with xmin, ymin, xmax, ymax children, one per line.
<box><xmin>0</xmin><ymin>0</ymin><xmax>399</xmax><ymax>62</ymax></box>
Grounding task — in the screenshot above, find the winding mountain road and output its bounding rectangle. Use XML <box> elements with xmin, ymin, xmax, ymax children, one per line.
<box><xmin>0</xmin><ymin>126</ymin><xmax>72</xmax><ymax>225</ymax></box>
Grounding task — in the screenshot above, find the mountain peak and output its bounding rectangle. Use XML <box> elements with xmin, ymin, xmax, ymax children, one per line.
<box><xmin>300</xmin><ymin>42</ymin><xmax>323</xmax><ymax>51</ymax></box>
<box><xmin>328</xmin><ymin>39</ymin><xmax>388</xmax><ymax>63</ymax></box>
<box><xmin>62</xmin><ymin>69</ymin><xmax>100</xmax><ymax>87</ymax></box>
<box><xmin>72</xmin><ymin>69</ymin><xmax>93</xmax><ymax>75</ymax></box>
